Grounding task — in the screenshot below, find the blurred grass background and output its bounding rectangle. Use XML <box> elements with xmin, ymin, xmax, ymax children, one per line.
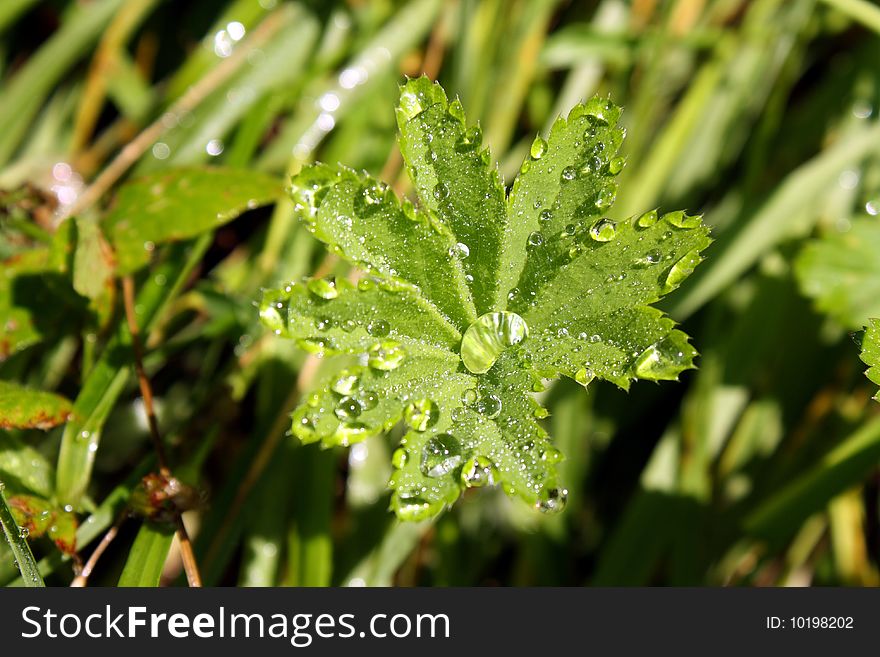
<box><xmin>2</xmin><ymin>0</ymin><xmax>880</xmax><ymax>586</ymax></box>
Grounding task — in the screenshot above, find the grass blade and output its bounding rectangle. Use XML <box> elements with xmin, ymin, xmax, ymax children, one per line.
<box><xmin>0</xmin><ymin>485</ymin><xmax>44</xmax><ymax>587</ymax></box>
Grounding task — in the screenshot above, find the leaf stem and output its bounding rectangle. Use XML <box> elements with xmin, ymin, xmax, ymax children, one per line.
<box><xmin>70</xmin><ymin>511</ymin><xmax>126</xmax><ymax>587</ymax></box>
<box><xmin>121</xmin><ymin>275</ymin><xmax>202</xmax><ymax>587</ymax></box>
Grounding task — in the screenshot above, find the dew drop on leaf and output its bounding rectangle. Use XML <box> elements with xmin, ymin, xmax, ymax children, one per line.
<box><xmin>541</xmin><ymin>447</ymin><xmax>564</xmax><ymax>464</ymax></box>
<box><xmin>461</xmin><ymin>389</ymin><xmax>478</xmax><ymax>405</ymax></box>
<box><xmin>637</xmin><ymin>209</ymin><xmax>659</xmax><ymax>228</ymax></box>
<box><xmin>589</xmin><ymin>218</ymin><xmax>617</xmax><ymax>242</ymax></box>
<box><xmin>420</xmin><ymin>433</ymin><xmax>463</xmax><ymax>477</ymax></box>
<box><xmin>561</xmin><ymin>166</ymin><xmax>577</xmax><ymax>181</ymax></box>
<box><xmin>536</xmin><ymin>487</ymin><xmax>568</xmax><ymax>513</ymax></box>
<box><xmin>608</xmin><ymin>156</ymin><xmax>626</xmax><ymax>175</ymax></box>
<box><xmin>331</xmin><ymin>369</ymin><xmax>361</xmax><ymax>395</ymax></box>
<box><xmin>632</xmin><ymin>338</ymin><xmax>688</xmax><ymax>380</ymax></box>
<box><xmin>335</xmin><ymin>396</ymin><xmax>363</xmax><ymax>421</ymax></box>
<box><xmin>574</xmin><ymin>367</ymin><xmax>595</xmax><ymax>386</ymax></box>
<box><xmin>460</xmin><ymin>456</ymin><xmax>497</xmax><ymax>488</ymax></box>
<box><xmin>368</xmin><ymin>340</ymin><xmax>406</xmax><ymax>370</ymax></box>
<box><xmin>475</xmin><ymin>393</ymin><xmax>502</xmax><ymax>419</ymax></box>
<box><xmin>530</xmin><ymin>135</ymin><xmax>547</xmax><ymax>159</ymax></box>
<box><xmin>460</xmin><ymin>311</ymin><xmax>529</xmax><ymax>374</ymax></box>
<box><xmin>664</xmin><ymin>210</ymin><xmax>702</xmax><ymax>229</ymax></box>
<box><xmin>404</xmin><ymin>398</ymin><xmax>439</xmax><ymax>432</ymax></box>
<box><xmin>662</xmin><ymin>249</ymin><xmax>702</xmax><ymax>293</ymax></box>
<box><xmin>307</xmin><ymin>278</ymin><xmax>338</xmax><ymax>299</ymax></box>
<box><xmin>367</xmin><ymin>319</ymin><xmax>390</xmax><ymax>337</ymax></box>
<box><xmin>527</xmin><ymin>231</ymin><xmax>544</xmax><ymax>247</ymax></box>
<box><xmin>391</xmin><ymin>447</ymin><xmax>408</xmax><ymax>469</ymax></box>
<box><xmin>449</xmin><ymin>242</ymin><xmax>470</xmax><ymax>259</ymax></box>
<box><xmin>433</xmin><ymin>182</ymin><xmax>450</xmax><ymax>200</ymax></box>
<box><xmin>539</xmin><ymin>209</ymin><xmax>553</xmax><ymax>223</ymax></box>
<box><xmin>356</xmin><ymin>389</ymin><xmax>379</xmax><ymax>410</ymax></box>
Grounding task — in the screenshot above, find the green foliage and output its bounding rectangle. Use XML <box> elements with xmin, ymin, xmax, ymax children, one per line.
<box><xmin>796</xmin><ymin>218</ymin><xmax>880</xmax><ymax>329</ymax></box>
<box><xmin>862</xmin><ymin>319</ymin><xmax>880</xmax><ymax>402</ymax></box>
<box><xmin>0</xmin><ymin>486</ymin><xmax>44</xmax><ymax>587</ymax></box>
<box><xmin>261</xmin><ymin>77</ymin><xmax>710</xmax><ymax>521</ymax></box>
<box><xmin>117</xmin><ymin>522</ymin><xmax>175</xmax><ymax>587</ymax></box>
<box><xmin>0</xmin><ymin>381</ymin><xmax>73</xmax><ymax>430</ymax></box>
<box><xmin>105</xmin><ymin>167</ymin><xmax>281</xmax><ymax>273</ymax></box>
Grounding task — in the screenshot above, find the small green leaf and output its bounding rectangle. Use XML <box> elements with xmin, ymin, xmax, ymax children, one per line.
<box><xmin>264</xmin><ymin>78</ymin><xmax>709</xmax><ymax>521</ymax></box>
<box><xmin>104</xmin><ymin>167</ymin><xmax>281</xmax><ymax>274</ymax></box>
<box><xmin>117</xmin><ymin>521</ymin><xmax>175</xmax><ymax>587</ymax></box>
<box><xmin>7</xmin><ymin>494</ymin><xmax>78</xmax><ymax>555</ymax></box>
<box><xmin>0</xmin><ymin>433</ymin><xmax>55</xmax><ymax>497</ymax></box>
<box><xmin>0</xmin><ymin>224</ymin><xmax>87</xmax><ymax>360</ymax></box>
<box><xmin>862</xmin><ymin>319</ymin><xmax>880</xmax><ymax>402</ymax></box>
<box><xmin>796</xmin><ymin>217</ymin><xmax>880</xmax><ymax>329</ymax></box>
<box><xmin>0</xmin><ymin>380</ymin><xmax>74</xmax><ymax>430</ymax></box>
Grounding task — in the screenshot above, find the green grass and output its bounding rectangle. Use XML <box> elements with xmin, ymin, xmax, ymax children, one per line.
<box><xmin>1</xmin><ymin>0</ymin><xmax>879</xmax><ymax>587</ymax></box>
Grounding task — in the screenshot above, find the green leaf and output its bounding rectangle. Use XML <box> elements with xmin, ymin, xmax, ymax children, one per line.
<box><xmin>0</xmin><ymin>380</ymin><xmax>73</xmax><ymax>430</ymax></box>
<box><xmin>104</xmin><ymin>167</ymin><xmax>281</xmax><ymax>274</ymax></box>
<box><xmin>511</xmin><ymin>210</ymin><xmax>710</xmax><ymax>389</ymax></box>
<box><xmin>0</xmin><ymin>224</ymin><xmax>88</xmax><ymax>360</ymax></box>
<box><xmin>0</xmin><ymin>486</ymin><xmax>44</xmax><ymax>587</ymax></box>
<box><xmin>265</xmin><ymin>78</ymin><xmax>709</xmax><ymax>521</ymax></box>
<box><xmin>862</xmin><ymin>318</ymin><xmax>880</xmax><ymax>402</ymax></box>
<box><xmin>796</xmin><ymin>217</ymin><xmax>880</xmax><ymax>329</ymax></box>
<box><xmin>7</xmin><ymin>494</ymin><xmax>78</xmax><ymax>555</ymax></box>
<box><xmin>290</xmin><ymin>163</ymin><xmax>477</xmax><ymax>329</ymax></box>
<box><xmin>396</xmin><ymin>77</ymin><xmax>508</xmax><ymax>315</ymax></box>
<box><xmin>0</xmin><ymin>433</ymin><xmax>54</xmax><ymax>497</ymax></box>
<box><xmin>117</xmin><ymin>522</ymin><xmax>175</xmax><ymax>587</ymax></box>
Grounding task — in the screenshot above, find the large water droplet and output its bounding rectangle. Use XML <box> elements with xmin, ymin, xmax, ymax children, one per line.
<box><xmin>541</xmin><ymin>447</ymin><xmax>564</xmax><ymax>464</ymax></box>
<box><xmin>404</xmin><ymin>399</ymin><xmax>439</xmax><ymax>432</ymax></box>
<box><xmin>333</xmin><ymin>422</ymin><xmax>369</xmax><ymax>446</ymax></box>
<box><xmin>335</xmin><ymin>396</ymin><xmax>363</xmax><ymax>421</ymax></box>
<box><xmin>561</xmin><ymin>166</ymin><xmax>577</xmax><ymax>181</ymax></box>
<box><xmin>475</xmin><ymin>393</ymin><xmax>502</xmax><ymax>419</ymax></box>
<box><xmin>539</xmin><ymin>209</ymin><xmax>553</xmax><ymax>223</ymax></box>
<box><xmin>536</xmin><ymin>487</ymin><xmax>568</xmax><ymax>513</ymax></box>
<box><xmin>367</xmin><ymin>319</ymin><xmax>390</xmax><ymax>337</ymax></box>
<box><xmin>530</xmin><ymin>136</ymin><xmax>547</xmax><ymax>159</ymax></box>
<box><xmin>368</xmin><ymin>340</ymin><xmax>406</xmax><ymax>370</ymax></box>
<box><xmin>662</xmin><ymin>249</ymin><xmax>702</xmax><ymax>293</ymax></box>
<box><xmin>307</xmin><ymin>278</ymin><xmax>338</xmax><ymax>299</ymax></box>
<box><xmin>460</xmin><ymin>456</ymin><xmax>497</xmax><ymax>488</ymax></box>
<box><xmin>433</xmin><ymin>182</ymin><xmax>450</xmax><ymax>200</ymax></box>
<box><xmin>637</xmin><ymin>209</ymin><xmax>659</xmax><ymax>228</ymax></box>
<box><xmin>664</xmin><ymin>210</ymin><xmax>702</xmax><ymax>229</ymax></box>
<box><xmin>607</xmin><ymin>156</ymin><xmax>626</xmax><ymax>175</ymax></box>
<box><xmin>449</xmin><ymin>242</ymin><xmax>470</xmax><ymax>259</ymax></box>
<box><xmin>589</xmin><ymin>218</ymin><xmax>617</xmax><ymax>242</ymax></box>
<box><xmin>331</xmin><ymin>369</ymin><xmax>361</xmax><ymax>395</ymax></box>
<box><xmin>391</xmin><ymin>447</ymin><xmax>408</xmax><ymax>469</ymax></box>
<box><xmin>632</xmin><ymin>337</ymin><xmax>689</xmax><ymax>380</ymax></box>
<box><xmin>460</xmin><ymin>311</ymin><xmax>529</xmax><ymax>374</ymax></box>
<box><xmin>574</xmin><ymin>367</ymin><xmax>595</xmax><ymax>386</ymax></box>
<box><xmin>420</xmin><ymin>433</ymin><xmax>463</xmax><ymax>477</ymax></box>
<box><xmin>357</xmin><ymin>390</ymin><xmax>379</xmax><ymax>410</ymax></box>
<box><xmin>527</xmin><ymin>231</ymin><xmax>544</xmax><ymax>247</ymax></box>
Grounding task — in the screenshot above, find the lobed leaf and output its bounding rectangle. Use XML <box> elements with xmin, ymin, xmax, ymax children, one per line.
<box><xmin>104</xmin><ymin>167</ymin><xmax>281</xmax><ymax>274</ymax></box>
<box><xmin>267</xmin><ymin>78</ymin><xmax>709</xmax><ymax>521</ymax></box>
<box><xmin>795</xmin><ymin>217</ymin><xmax>880</xmax><ymax>329</ymax></box>
<box><xmin>0</xmin><ymin>380</ymin><xmax>74</xmax><ymax>430</ymax></box>
<box><xmin>862</xmin><ymin>319</ymin><xmax>880</xmax><ymax>402</ymax></box>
